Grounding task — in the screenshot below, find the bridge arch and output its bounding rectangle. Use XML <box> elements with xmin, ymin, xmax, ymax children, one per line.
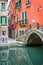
<box><xmin>25</xmin><ymin>29</ymin><xmax>43</xmax><ymax>45</ymax></box>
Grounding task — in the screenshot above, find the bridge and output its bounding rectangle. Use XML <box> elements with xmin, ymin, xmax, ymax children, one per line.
<box><xmin>25</xmin><ymin>28</ymin><xmax>43</xmax><ymax>45</ymax></box>
<box><xmin>16</xmin><ymin>27</ymin><xmax>43</xmax><ymax>45</ymax></box>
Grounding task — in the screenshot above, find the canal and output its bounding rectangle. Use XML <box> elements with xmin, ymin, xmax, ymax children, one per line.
<box><xmin>0</xmin><ymin>45</ymin><xmax>43</xmax><ymax>65</ymax></box>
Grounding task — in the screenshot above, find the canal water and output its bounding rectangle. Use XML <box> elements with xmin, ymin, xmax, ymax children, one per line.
<box><xmin>0</xmin><ymin>45</ymin><xmax>43</xmax><ymax>65</ymax></box>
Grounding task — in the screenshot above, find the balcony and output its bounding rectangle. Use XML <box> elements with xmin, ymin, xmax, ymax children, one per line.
<box><xmin>20</xmin><ymin>19</ymin><xmax>27</xmax><ymax>26</ymax></box>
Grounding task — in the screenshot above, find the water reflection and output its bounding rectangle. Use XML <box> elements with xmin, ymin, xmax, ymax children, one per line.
<box><xmin>9</xmin><ymin>47</ymin><xmax>33</xmax><ymax>65</ymax></box>
<box><xmin>0</xmin><ymin>45</ymin><xmax>43</xmax><ymax>65</ymax></box>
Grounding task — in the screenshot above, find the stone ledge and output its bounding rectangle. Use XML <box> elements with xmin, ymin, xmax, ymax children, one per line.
<box><xmin>16</xmin><ymin>36</ymin><xmax>26</xmax><ymax>42</ymax></box>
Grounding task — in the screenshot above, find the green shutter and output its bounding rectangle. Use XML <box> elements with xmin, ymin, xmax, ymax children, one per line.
<box><xmin>5</xmin><ymin>16</ymin><xmax>7</xmax><ymax>24</ymax></box>
<box><xmin>26</xmin><ymin>0</ymin><xmax>30</xmax><ymax>5</ymax></box>
<box><xmin>25</xmin><ymin>11</ymin><xmax>27</xmax><ymax>24</ymax></box>
<box><xmin>0</xmin><ymin>16</ymin><xmax>1</xmax><ymax>25</ymax></box>
<box><xmin>22</xmin><ymin>12</ymin><xmax>24</xmax><ymax>20</ymax></box>
<box><xmin>16</xmin><ymin>0</ymin><xmax>21</xmax><ymax>9</ymax></box>
<box><xmin>8</xmin><ymin>16</ymin><xmax>10</xmax><ymax>22</ymax></box>
<box><xmin>22</xmin><ymin>12</ymin><xmax>24</xmax><ymax>24</ymax></box>
<box><xmin>25</xmin><ymin>11</ymin><xmax>27</xmax><ymax>19</ymax></box>
<box><xmin>1</xmin><ymin>16</ymin><xmax>2</xmax><ymax>24</ymax></box>
<box><xmin>1</xmin><ymin>16</ymin><xmax>7</xmax><ymax>26</ymax></box>
<box><xmin>22</xmin><ymin>11</ymin><xmax>27</xmax><ymax>24</ymax></box>
<box><xmin>16</xmin><ymin>2</ymin><xmax>18</xmax><ymax>9</ymax></box>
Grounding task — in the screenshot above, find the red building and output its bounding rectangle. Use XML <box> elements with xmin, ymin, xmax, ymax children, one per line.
<box><xmin>9</xmin><ymin>0</ymin><xmax>43</xmax><ymax>39</ymax></box>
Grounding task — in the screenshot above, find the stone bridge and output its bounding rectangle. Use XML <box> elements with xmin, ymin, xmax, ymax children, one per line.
<box><xmin>25</xmin><ymin>29</ymin><xmax>43</xmax><ymax>44</ymax></box>
<box><xmin>16</xmin><ymin>28</ymin><xmax>43</xmax><ymax>45</ymax></box>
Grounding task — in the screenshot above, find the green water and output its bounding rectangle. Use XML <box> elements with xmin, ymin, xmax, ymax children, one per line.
<box><xmin>27</xmin><ymin>46</ymin><xmax>43</xmax><ymax>65</ymax></box>
<box><xmin>0</xmin><ymin>45</ymin><xmax>43</xmax><ymax>65</ymax></box>
<box><xmin>8</xmin><ymin>45</ymin><xmax>43</xmax><ymax>65</ymax></box>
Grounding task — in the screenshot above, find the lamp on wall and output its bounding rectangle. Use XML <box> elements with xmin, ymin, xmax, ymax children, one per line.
<box><xmin>32</xmin><ymin>19</ymin><xmax>36</xmax><ymax>28</ymax></box>
<box><xmin>37</xmin><ymin>6</ymin><xmax>42</xmax><ymax>11</ymax></box>
<box><xmin>32</xmin><ymin>19</ymin><xmax>36</xmax><ymax>23</ymax></box>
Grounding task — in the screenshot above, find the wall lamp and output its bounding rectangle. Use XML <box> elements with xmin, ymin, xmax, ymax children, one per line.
<box><xmin>37</xmin><ymin>6</ymin><xmax>42</xmax><ymax>11</ymax></box>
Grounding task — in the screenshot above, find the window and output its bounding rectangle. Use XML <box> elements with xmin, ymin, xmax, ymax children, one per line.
<box><xmin>12</xmin><ymin>8</ymin><xmax>14</xmax><ymax>14</ymax></box>
<box><xmin>0</xmin><ymin>16</ymin><xmax>1</xmax><ymax>25</ymax></box>
<box><xmin>2</xmin><ymin>17</ymin><xmax>5</xmax><ymax>24</ymax></box>
<box><xmin>26</xmin><ymin>0</ymin><xmax>30</xmax><ymax>5</ymax></box>
<box><xmin>18</xmin><ymin>0</ymin><xmax>21</xmax><ymax>8</ymax></box>
<box><xmin>16</xmin><ymin>0</ymin><xmax>21</xmax><ymax>9</ymax></box>
<box><xmin>19</xmin><ymin>30</ymin><xmax>24</xmax><ymax>36</ymax></box>
<box><xmin>2</xmin><ymin>31</ymin><xmax>6</xmax><ymax>35</ymax></box>
<box><xmin>1</xmin><ymin>3</ymin><xmax>6</xmax><ymax>10</ymax></box>
<box><xmin>19</xmin><ymin>31</ymin><xmax>21</xmax><ymax>36</ymax></box>
<box><xmin>12</xmin><ymin>17</ymin><xmax>14</xmax><ymax>24</ymax></box>
<box><xmin>22</xmin><ymin>30</ymin><xmax>24</xmax><ymax>35</ymax></box>
<box><xmin>16</xmin><ymin>14</ymin><xmax>18</xmax><ymax>22</ymax></box>
<box><xmin>21</xmin><ymin>11</ymin><xmax>27</xmax><ymax>25</ymax></box>
<box><xmin>1</xmin><ymin>16</ymin><xmax>7</xmax><ymax>25</ymax></box>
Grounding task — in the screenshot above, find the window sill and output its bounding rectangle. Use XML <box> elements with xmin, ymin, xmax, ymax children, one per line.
<box><xmin>0</xmin><ymin>9</ymin><xmax>6</xmax><ymax>11</ymax></box>
<box><xmin>16</xmin><ymin>7</ymin><xmax>21</xmax><ymax>10</ymax></box>
<box><xmin>20</xmin><ymin>24</ymin><xmax>27</xmax><ymax>26</ymax></box>
<box><xmin>26</xmin><ymin>4</ymin><xmax>31</xmax><ymax>7</ymax></box>
<box><xmin>1</xmin><ymin>24</ymin><xmax>7</xmax><ymax>26</ymax></box>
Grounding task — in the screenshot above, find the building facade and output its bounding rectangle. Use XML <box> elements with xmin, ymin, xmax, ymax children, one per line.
<box><xmin>9</xmin><ymin>0</ymin><xmax>43</xmax><ymax>41</ymax></box>
<box><xmin>0</xmin><ymin>0</ymin><xmax>8</xmax><ymax>42</ymax></box>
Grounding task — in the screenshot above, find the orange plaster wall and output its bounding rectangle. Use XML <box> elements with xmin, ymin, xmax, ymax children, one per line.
<box><xmin>10</xmin><ymin>0</ymin><xmax>43</xmax><ymax>29</ymax></box>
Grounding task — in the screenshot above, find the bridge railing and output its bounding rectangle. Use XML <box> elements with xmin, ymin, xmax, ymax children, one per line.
<box><xmin>29</xmin><ymin>23</ymin><xmax>43</xmax><ymax>31</ymax></box>
<box><xmin>29</xmin><ymin>23</ymin><xmax>39</xmax><ymax>29</ymax></box>
<box><xmin>16</xmin><ymin>23</ymin><xmax>43</xmax><ymax>41</ymax></box>
<box><xmin>40</xmin><ymin>26</ymin><xmax>43</xmax><ymax>31</ymax></box>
